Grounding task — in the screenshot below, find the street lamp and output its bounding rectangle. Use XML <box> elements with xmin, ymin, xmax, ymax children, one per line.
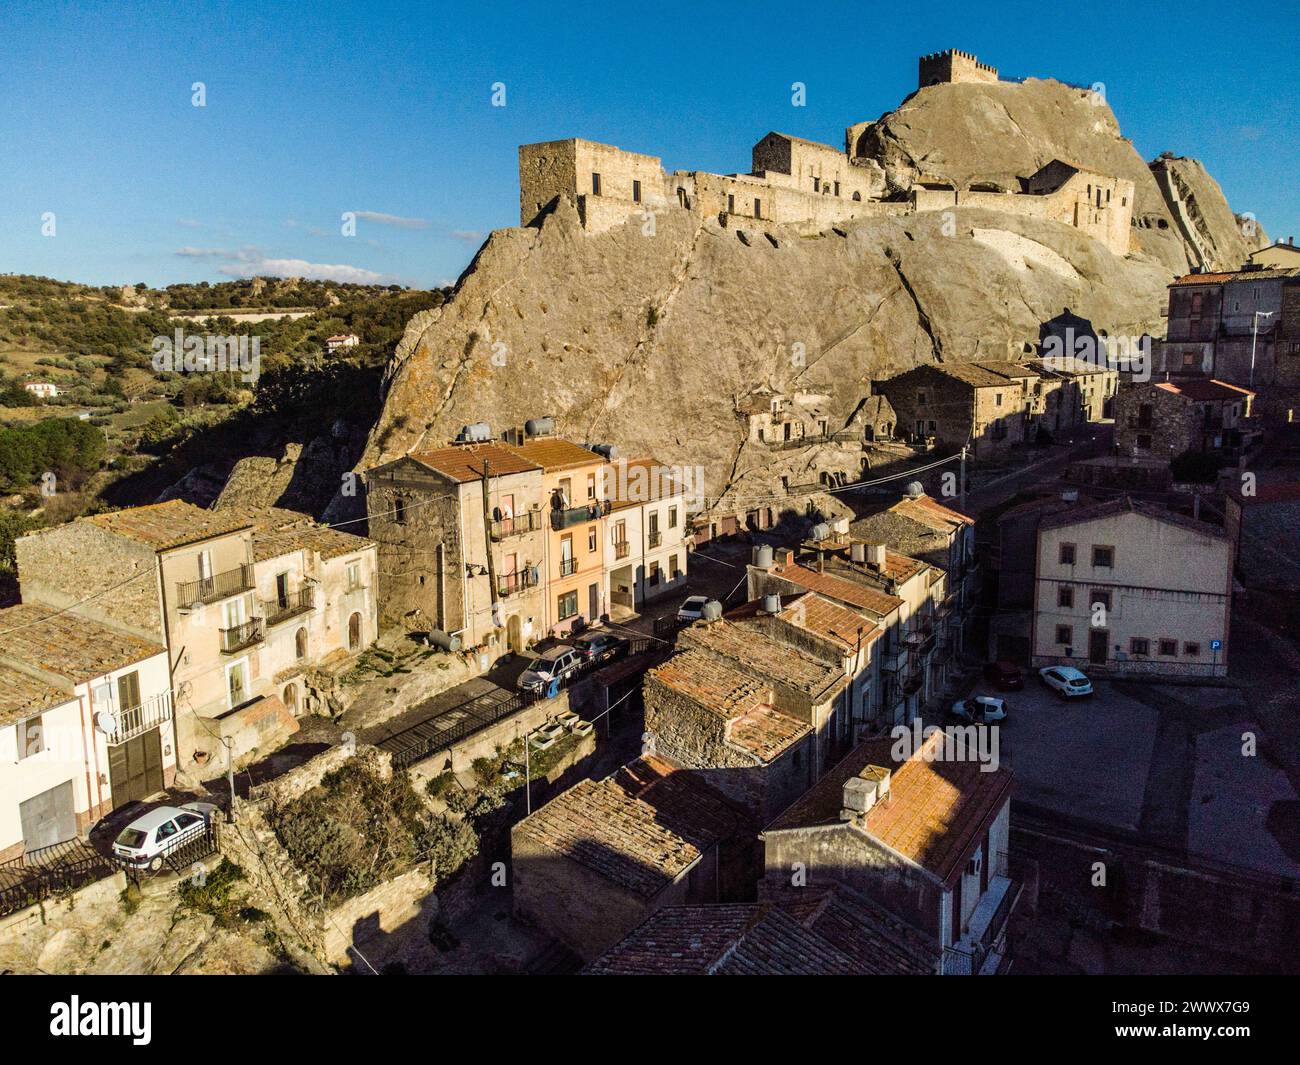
<box><xmin>1249</xmin><ymin>310</ymin><xmax>1274</xmax><ymax>389</ymax></box>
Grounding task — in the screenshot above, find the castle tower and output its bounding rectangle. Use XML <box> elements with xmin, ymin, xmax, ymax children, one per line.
<box><xmin>917</xmin><ymin>50</ymin><xmax>999</xmax><ymax>89</ymax></box>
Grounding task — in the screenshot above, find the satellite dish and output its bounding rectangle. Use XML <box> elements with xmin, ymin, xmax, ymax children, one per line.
<box><xmin>95</xmin><ymin>709</ymin><xmax>119</xmax><ymax>735</ymax></box>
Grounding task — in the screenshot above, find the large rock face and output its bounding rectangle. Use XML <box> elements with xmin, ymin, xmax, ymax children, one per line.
<box><xmin>359</xmin><ymin>77</ymin><xmax>1255</xmax><ymax>509</ymax></box>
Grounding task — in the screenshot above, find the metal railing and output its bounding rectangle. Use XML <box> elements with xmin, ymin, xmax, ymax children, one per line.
<box><xmin>497</xmin><ymin>569</ymin><xmax>538</xmax><ymax>598</ymax></box>
<box><xmin>613</xmin><ymin>540</ymin><xmax>631</xmax><ymax>559</ymax></box>
<box><xmin>559</xmin><ymin>557</ymin><xmax>578</xmax><ymax>577</ymax></box>
<box><xmin>263</xmin><ymin>587</ymin><xmax>314</xmax><ymax>627</ymax></box>
<box><xmin>550</xmin><ymin>500</ymin><xmax>610</xmax><ymax>531</ymax></box>
<box><xmin>176</xmin><ymin>564</ymin><xmax>254</xmax><ymax>609</ymax></box>
<box><xmin>220</xmin><ymin>617</ymin><xmax>264</xmax><ymax>653</ymax></box>
<box><xmin>104</xmin><ymin>691</ymin><xmax>173</xmax><ymax>746</ymax></box>
<box><xmin>491</xmin><ymin>509</ymin><xmax>542</xmax><ymax>540</ymax></box>
<box><xmin>0</xmin><ymin>839</ymin><xmax>114</xmax><ymax>919</ymax></box>
<box><xmin>118</xmin><ymin>823</ymin><xmax>220</xmax><ymax>884</ymax></box>
<box><xmin>647</xmin><ymin>530</ymin><xmax>662</xmax><ymax>548</ymax></box>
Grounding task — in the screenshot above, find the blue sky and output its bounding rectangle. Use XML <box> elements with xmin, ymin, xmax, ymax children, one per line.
<box><xmin>1</xmin><ymin>0</ymin><xmax>1295</xmax><ymax>289</ymax></box>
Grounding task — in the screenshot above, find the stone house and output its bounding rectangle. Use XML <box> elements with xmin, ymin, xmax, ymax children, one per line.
<box><xmin>748</xmin><ymin>540</ymin><xmax>949</xmax><ymax>727</ymax></box>
<box><xmin>510</xmin><ymin>754</ymin><xmax>751</xmax><ymax>962</ymax></box>
<box><xmin>1030</xmin><ymin>497</ymin><xmax>1233</xmax><ymax>676</ymax></box>
<box><xmin>1223</xmin><ymin>481</ymin><xmax>1300</xmax><ymax>591</ymax></box>
<box><xmin>586</xmin><ymin>882</ymin><xmax>935</xmax><ymax>975</ymax></box>
<box><xmin>15</xmin><ymin>500</ymin><xmax>375</xmax><ymax>772</ymax></box>
<box><xmin>850</xmin><ymin>488</ymin><xmax>978</xmax><ymax>657</ymax></box>
<box><xmin>1114</xmin><ymin>378</ymin><xmax>1255</xmax><ymax>462</ymax></box>
<box><xmin>602</xmin><ymin>456</ymin><xmax>689</xmax><ymax>615</ymax></box>
<box><xmin>0</xmin><ymin>607</ymin><xmax>173</xmax><ymax>860</ymax></box>
<box><xmin>874</xmin><ymin>361</ymin><xmax>1041</xmax><ymax>458</ymax></box>
<box><xmin>761</xmin><ymin>732</ymin><xmax>1017</xmax><ymax>975</ymax></box>
<box><xmin>365</xmin><ymin>442</ymin><xmax>547</xmax><ymax>652</ymax></box>
<box><xmin>642</xmin><ymin>629</ymin><xmax>832</xmax><ymax>823</ymax></box>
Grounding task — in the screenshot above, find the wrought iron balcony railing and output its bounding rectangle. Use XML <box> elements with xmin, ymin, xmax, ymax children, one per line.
<box><xmin>559</xmin><ymin>557</ymin><xmax>578</xmax><ymax>577</ymax></box>
<box><xmin>613</xmin><ymin>540</ymin><xmax>631</xmax><ymax>560</ymax></box>
<box><xmin>550</xmin><ymin>500</ymin><xmax>610</xmax><ymax>531</ymax></box>
<box><xmin>497</xmin><ymin>569</ymin><xmax>538</xmax><ymax>598</ymax></box>
<box><xmin>263</xmin><ymin>587</ymin><xmax>314</xmax><ymax>627</ymax></box>
<box><xmin>103</xmin><ymin>691</ymin><xmax>173</xmax><ymax>746</ymax></box>
<box><xmin>220</xmin><ymin>617</ymin><xmax>264</xmax><ymax>653</ymax></box>
<box><xmin>176</xmin><ymin>564</ymin><xmax>254</xmax><ymax>610</ymax></box>
<box><xmin>491</xmin><ymin>509</ymin><xmax>542</xmax><ymax>541</ymax></box>
<box><xmin>648</xmin><ymin>530</ymin><xmax>662</xmax><ymax>548</ymax></box>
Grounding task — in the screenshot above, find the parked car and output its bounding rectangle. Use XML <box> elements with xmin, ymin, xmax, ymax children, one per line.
<box><xmin>112</xmin><ymin>803</ymin><xmax>218</xmax><ymax>871</ymax></box>
<box><xmin>982</xmin><ymin>661</ymin><xmax>1024</xmax><ymax>691</ymax></box>
<box><xmin>1038</xmin><ymin>665</ymin><xmax>1094</xmax><ymax>699</ymax></box>
<box><xmin>517</xmin><ymin>646</ymin><xmax>585</xmax><ymax>694</ymax></box>
<box><xmin>676</xmin><ymin>595</ymin><xmax>710</xmax><ymax>622</ymax></box>
<box><xmin>948</xmin><ymin>695</ymin><xmax>1008</xmax><ymax>724</ymax></box>
<box><xmin>572</xmin><ymin>631</ymin><xmax>629</xmax><ymax>663</ymax></box>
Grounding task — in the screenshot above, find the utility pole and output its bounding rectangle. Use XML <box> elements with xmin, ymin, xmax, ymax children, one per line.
<box><xmin>479</xmin><ymin>459</ymin><xmax>499</xmax><ymax>614</ymax></box>
<box><xmin>223</xmin><ymin>736</ymin><xmax>237</xmax><ymax>823</ymax></box>
<box><xmin>1249</xmin><ymin>310</ymin><xmax>1274</xmax><ymax>390</ymax></box>
<box><xmin>959</xmin><ymin>445</ymin><xmax>967</xmax><ymax>510</ymax></box>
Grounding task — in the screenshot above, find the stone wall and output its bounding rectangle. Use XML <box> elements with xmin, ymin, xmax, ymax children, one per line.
<box><xmin>322</xmin><ymin>865</ymin><xmax>436</xmax><ymax>967</ymax></box>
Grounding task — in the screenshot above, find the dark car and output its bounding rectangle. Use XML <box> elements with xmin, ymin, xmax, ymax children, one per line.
<box><xmin>983</xmin><ymin>661</ymin><xmax>1024</xmax><ymax>691</ymax></box>
<box><xmin>572</xmin><ymin>631</ymin><xmax>629</xmax><ymax>664</ymax></box>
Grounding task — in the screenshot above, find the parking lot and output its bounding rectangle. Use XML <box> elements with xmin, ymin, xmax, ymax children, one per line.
<box><xmin>990</xmin><ymin>673</ymin><xmax>1300</xmax><ymax>880</ymax></box>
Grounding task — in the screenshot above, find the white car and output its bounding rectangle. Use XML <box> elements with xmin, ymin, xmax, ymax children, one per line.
<box><xmin>676</xmin><ymin>595</ymin><xmax>710</xmax><ymax>622</ymax></box>
<box><xmin>949</xmin><ymin>695</ymin><xmax>1007</xmax><ymax>723</ymax></box>
<box><xmin>112</xmin><ymin>803</ymin><xmax>218</xmax><ymax>870</ymax></box>
<box><xmin>1038</xmin><ymin>665</ymin><xmax>1094</xmax><ymax>699</ymax></box>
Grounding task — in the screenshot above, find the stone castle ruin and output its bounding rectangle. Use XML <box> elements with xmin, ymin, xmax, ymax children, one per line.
<box><xmin>518</xmin><ymin>50</ymin><xmax>1134</xmax><ymax>257</ymax></box>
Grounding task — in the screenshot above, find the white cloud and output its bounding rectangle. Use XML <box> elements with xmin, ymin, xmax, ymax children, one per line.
<box><xmin>175</xmin><ymin>245</ymin><xmax>390</xmax><ymax>283</ymax></box>
<box><xmin>451</xmin><ymin>229</ymin><xmax>485</xmax><ymax>245</ymax></box>
<box><xmin>353</xmin><ymin>210</ymin><xmax>429</xmax><ymax>229</ymax></box>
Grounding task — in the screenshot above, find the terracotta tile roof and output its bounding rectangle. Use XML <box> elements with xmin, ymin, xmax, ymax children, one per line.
<box><xmin>407</xmin><ymin>442</ymin><xmax>541</xmax><ymax>483</ymax></box>
<box><xmin>0</xmin><ymin>604</ymin><xmax>165</xmax><ymax>685</ymax></box>
<box><xmin>728</xmin><ymin>704</ymin><xmax>812</xmax><ymax>762</ymax></box>
<box><xmin>891</xmin><ymin>494</ymin><xmax>975</xmax><ymax>531</ymax></box>
<box><xmin>679</xmin><ymin>620</ymin><xmax>846</xmax><ymax>697</ymax></box>
<box><xmin>85</xmin><ymin>499</ymin><xmax>253</xmax><ymax>550</ymax></box>
<box><xmin>251</xmin><ymin>524</ymin><xmax>375</xmax><ymax>564</ymax></box>
<box><xmin>515</xmin><ymin>757</ymin><xmax>744</xmax><ymax>899</ymax></box>
<box><xmin>606</xmin><ymin>456</ymin><xmax>688</xmax><ymax>511</ymax></box>
<box><xmin>585</xmin><ymin>883</ymin><xmax>935</xmax><ymax>975</ymax></box>
<box><xmin>1153</xmin><ymin>378</ymin><xmax>1255</xmax><ymax>402</ymax></box>
<box><xmin>1170</xmin><ymin>272</ymin><xmax>1244</xmax><ymax>286</ymax></box>
<box><xmin>0</xmin><ymin>664</ymin><xmax>75</xmax><ymax>727</ymax></box>
<box><xmin>767</xmin><ymin>733</ymin><xmax>1013</xmax><ymax>887</ymax></box>
<box><xmin>778</xmin><ymin>593</ymin><xmax>882</xmax><ymax>651</ymax></box>
<box><xmin>772</xmin><ymin>562</ymin><xmax>903</xmax><ymax>619</ymax></box>
<box><xmin>929</xmin><ymin>362</ymin><xmax>1024</xmax><ymax>388</ymax></box>
<box><xmin>502</xmin><ymin>437</ymin><xmax>606</xmax><ymax>473</ymax></box>
<box><xmin>1037</xmin><ymin>495</ymin><xmax>1227</xmax><ymax>540</ymax></box>
<box><xmin>650</xmin><ymin>648</ymin><xmax>772</xmax><ymax>718</ymax></box>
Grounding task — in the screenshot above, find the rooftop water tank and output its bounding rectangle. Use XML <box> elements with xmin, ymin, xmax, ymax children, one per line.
<box><xmin>810</xmin><ymin>522</ymin><xmax>831</xmax><ymax>541</ymax></box>
<box><xmin>525</xmin><ymin>417</ymin><xmax>555</xmax><ymax>437</ymax></box>
<box><xmin>754</xmin><ymin>544</ymin><xmax>774</xmax><ymax>570</ymax></box>
<box><xmin>904</xmin><ymin>481</ymin><xmax>925</xmax><ymax>499</ymax></box>
<box><xmin>456</xmin><ymin>422</ymin><xmax>491</xmax><ymax>444</ymax></box>
<box><xmin>427</xmin><ymin>629</ymin><xmax>462</xmax><ymax>653</ymax></box>
<box><xmin>701</xmin><ymin>599</ymin><xmax>724</xmax><ymax>622</ymax></box>
<box><xmin>762</xmin><ymin>593</ymin><xmax>782</xmax><ymax>614</ymax></box>
<box><xmin>587</xmin><ymin>442</ymin><xmax>619</xmax><ymax>460</ymax></box>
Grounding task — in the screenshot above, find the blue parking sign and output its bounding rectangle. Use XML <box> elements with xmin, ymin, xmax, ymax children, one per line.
<box><xmin>1210</xmin><ymin>639</ymin><xmax>1222</xmax><ymax>651</ymax></box>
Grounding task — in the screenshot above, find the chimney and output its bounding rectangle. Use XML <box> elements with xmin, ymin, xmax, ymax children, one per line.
<box><xmin>775</xmin><ymin>547</ymin><xmax>795</xmax><ymax>568</ymax></box>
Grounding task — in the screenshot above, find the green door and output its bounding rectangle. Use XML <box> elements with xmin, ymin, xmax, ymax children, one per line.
<box><xmin>108</xmin><ymin>729</ymin><xmax>164</xmax><ymax>809</ymax></box>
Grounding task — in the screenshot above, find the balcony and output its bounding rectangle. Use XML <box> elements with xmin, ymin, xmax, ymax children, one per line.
<box><xmin>220</xmin><ymin>617</ymin><xmax>264</xmax><ymax>654</ymax></box>
<box><xmin>559</xmin><ymin>557</ymin><xmax>578</xmax><ymax>577</ymax></box>
<box><xmin>497</xmin><ymin>569</ymin><xmax>538</xmax><ymax>598</ymax></box>
<box><xmin>613</xmin><ymin>540</ymin><xmax>631</xmax><ymax>560</ymax></box>
<box><xmin>176</xmin><ymin>564</ymin><xmax>254</xmax><ymax>610</ymax></box>
<box><xmin>263</xmin><ymin>587</ymin><xmax>313</xmax><ymax>627</ymax></box>
<box><xmin>491</xmin><ymin>509</ymin><xmax>541</xmax><ymax>541</ymax></box>
<box><xmin>648</xmin><ymin>530</ymin><xmax>662</xmax><ymax>549</ymax></box>
<box><xmin>550</xmin><ymin>500</ymin><xmax>610</xmax><ymax>531</ymax></box>
<box><xmin>103</xmin><ymin>691</ymin><xmax>172</xmax><ymax>746</ymax></box>
<box><xmin>878</xmin><ymin>643</ymin><xmax>907</xmax><ymax>672</ymax></box>
<box><xmin>943</xmin><ymin>862</ymin><xmax>1022</xmax><ymax>975</ymax></box>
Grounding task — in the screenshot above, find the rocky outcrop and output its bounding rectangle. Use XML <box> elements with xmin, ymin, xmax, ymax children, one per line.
<box><xmin>356</xmin><ymin>77</ymin><xmax>1255</xmax><ymax>511</ymax></box>
<box><xmin>1150</xmin><ymin>155</ymin><xmax>1265</xmax><ymax>272</ymax></box>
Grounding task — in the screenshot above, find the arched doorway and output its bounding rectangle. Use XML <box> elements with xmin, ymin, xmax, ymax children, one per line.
<box><xmin>282</xmin><ymin>683</ymin><xmax>298</xmax><ymax>712</ymax></box>
<box><xmin>295</xmin><ymin>627</ymin><xmax>308</xmax><ymax>660</ymax></box>
<box><xmin>348</xmin><ymin>612</ymin><xmax>362</xmax><ymax>651</ymax></box>
<box><xmin>507</xmin><ymin>613</ymin><xmax>523</xmax><ymax>654</ymax></box>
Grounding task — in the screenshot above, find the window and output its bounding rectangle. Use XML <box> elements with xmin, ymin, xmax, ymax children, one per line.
<box><xmin>586</xmin><ymin>473</ymin><xmax>596</xmax><ymax>499</ymax></box>
<box><xmin>632</xmin><ymin>179</ymin><xmax>642</xmax><ymax>203</ymax></box>
<box><xmin>668</xmin><ymin>506</ymin><xmax>678</xmax><ymax>529</ymax></box>
<box><xmin>295</xmin><ymin>627</ymin><xmax>308</xmax><ymax>660</ymax></box>
<box><xmin>17</xmin><ymin>715</ymin><xmax>44</xmax><ymax>760</ymax></box>
<box><xmin>227</xmin><ymin>660</ymin><xmax>249</xmax><ymax>708</ymax></box>
<box><xmin>727</xmin><ymin>193</ymin><xmax>735</xmax><ymax>213</ymax></box>
<box><xmin>592</xmin><ymin>172</ymin><xmax>601</xmax><ymax>195</ymax></box>
<box><xmin>1090</xmin><ymin>589</ymin><xmax>1112</xmax><ymax>611</ymax></box>
<box><xmin>346</xmin><ymin>560</ymin><xmax>361</xmax><ymax>591</ymax></box>
<box><xmin>1055</xmin><ymin>624</ymin><xmax>1073</xmax><ymax>646</ymax></box>
<box><xmin>995</xmin><ymin>392</ymin><xmax>1003</xmax><ymax>407</ymax></box>
<box><xmin>812</xmin><ymin>177</ymin><xmax>820</xmax><ymax>192</ymax></box>
<box><xmin>669</xmin><ymin>553</ymin><xmax>679</xmax><ymax>578</ymax></box>
<box><xmin>1059</xmin><ymin>543</ymin><xmax>1076</xmax><ymax>565</ymax></box>
<box><xmin>1092</xmin><ymin>545</ymin><xmax>1114</xmax><ymax>568</ymax></box>
<box><xmin>917</xmin><ymin>390</ymin><xmax>928</xmax><ymax>406</ymax></box>
<box><xmin>1184</xmin><ymin>641</ymin><xmax>1201</xmax><ymax>656</ymax></box>
<box><xmin>754</xmin><ymin>198</ymin><xmax>762</xmax><ymax>217</ymax></box>
<box><xmin>393</xmin><ymin>495</ymin><xmax>406</xmax><ymax>525</ymax></box>
<box><xmin>1159</xmin><ymin>639</ymin><xmax>1178</xmax><ymax>656</ymax></box>
<box><xmin>558</xmin><ymin>590</ymin><xmax>578</xmax><ymax>620</ymax></box>
<box><xmin>1057</xmin><ymin>585</ymin><xmax>1074</xmax><ymax>608</ymax></box>
<box><xmin>588</xmin><ymin>526</ymin><xmax>597</xmax><ymax>552</ymax></box>
<box><xmin>1130</xmin><ymin>637</ymin><xmax>1150</xmax><ymax>656</ymax></box>
<box><xmin>833</xmin><ymin>181</ymin><xmax>840</xmax><ymax>196</ymax></box>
